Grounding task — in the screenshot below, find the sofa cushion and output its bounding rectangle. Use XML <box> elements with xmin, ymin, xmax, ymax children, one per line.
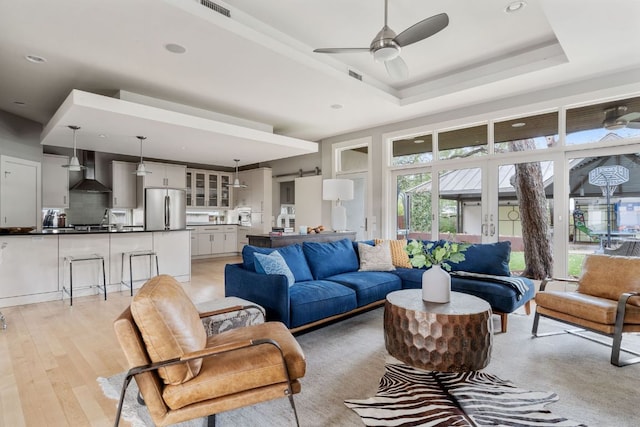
<box><xmin>289</xmin><ymin>280</ymin><xmax>358</xmax><ymax>328</ymax></box>
<box><xmin>392</xmin><ymin>267</ymin><xmax>534</xmax><ymax>313</ymax></box>
<box><xmin>303</xmin><ymin>238</ymin><xmax>359</xmax><ymax>279</ymax></box>
<box><xmin>449</xmin><ymin>241</ymin><xmax>511</xmax><ymax>277</ymax></box>
<box><xmin>254</xmin><ymin>251</ymin><xmax>295</xmax><ymax>287</ymax></box>
<box><xmin>328</xmin><ymin>271</ymin><xmax>402</xmax><ymax>306</ymax></box>
<box><xmin>131</xmin><ymin>275</ymin><xmax>206</xmax><ymax>385</ymax></box>
<box><xmin>375</xmin><ymin>239</ymin><xmax>412</xmax><ymax>268</ymax></box>
<box><xmin>242</xmin><ymin>244</ymin><xmax>313</xmax><ymax>282</ymax></box>
<box><xmin>358</xmin><ymin>242</ymin><xmax>395</xmax><ymax>271</ymax></box>
<box><xmin>578</xmin><ymin>254</ymin><xmax>640</xmax><ymax>305</ymax></box>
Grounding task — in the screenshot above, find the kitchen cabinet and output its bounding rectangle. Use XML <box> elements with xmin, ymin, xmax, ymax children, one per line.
<box><xmin>191</xmin><ymin>225</ymin><xmax>237</xmax><ymax>257</ymax></box>
<box><xmin>42</xmin><ymin>154</ymin><xmax>69</xmax><ymax>208</ymax></box>
<box><xmin>186</xmin><ymin>168</ymin><xmax>232</xmax><ymax>208</ymax></box>
<box><xmin>152</xmin><ymin>230</ymin><xmax>191</xmax><ymax>281</ymax></box>
<box><xmin>237</xmin><ymin>168</ymin><xmax>272</xmax><ymax>233</ymax></box>
<box><xmin>237</xmin><ymin>225</ymin><xmax>250</xmax><ymax>252</ymax></box>
<box><xmin>111</xmin><ymin>161</ymin><xmax>137</xmax><ymax>208</ymax></box>
<box><xmin>1</xmin><ymin>155</ymin><xmax>40</xmax><ymax>228</ymax></box>
<box><xmin>141</xmin><ymin>161</ymin><xmax>186</xmax><ymax>188</ymax></box>
<box><xmin>0</xmin><ymin>235</ymin><xmax>59</xmax><ymax>301</ymax></box>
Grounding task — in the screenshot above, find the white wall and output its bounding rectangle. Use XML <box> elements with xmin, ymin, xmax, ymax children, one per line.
<box><xmin>0</xmin><ymin>110</ymin><xmax>42</xmax><ymax>163</ymax></box>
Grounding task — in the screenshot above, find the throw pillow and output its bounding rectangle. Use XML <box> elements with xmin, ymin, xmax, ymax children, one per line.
<box><xmin>448</xmin><ymin>240</ymin><xmax>511</xmax><ymax>276</ymax></box>
<box><xmin>242</xmin><ymin>244</ymin><xmax>313</xmax><ymax>282</ymax></box>
<box><xmin>254</xmin><ymin>251</ymin><xmax>296</xmax><ymax>287</ymax></box>
<box><xmin>303</xmin><ymin>238</ymin><xmax>360</xmax><ymax>279</ymax></box>
<box><xmin>374</xmin><ymin>239</ymin><xmax>412</xmax><ymax>268</ymax></box>
<box><xmin>358</xmin><ymin>242</ymin><xmax>395</xmax><ymax>271</ymax></box>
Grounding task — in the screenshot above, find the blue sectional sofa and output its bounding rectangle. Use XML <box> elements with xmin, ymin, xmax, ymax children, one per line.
<box><xmin>224</xmin><ymin>238</ymin><xmax>535</xmax><ymax>333</ymax></box>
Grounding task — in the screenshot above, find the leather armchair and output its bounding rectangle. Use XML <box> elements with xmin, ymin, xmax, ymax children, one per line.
<box><xmin>113</xmin><ymin>275</ymin><xmax>306</xmax><ymax>426</ymax></box>
<box><xmin>532</xmin><ymin>254</ymin><xmax>640</xmax><ymax>366</ymax></box>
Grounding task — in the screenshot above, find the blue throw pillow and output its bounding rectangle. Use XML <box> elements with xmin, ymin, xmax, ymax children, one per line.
<box><xmin>449</xmin><ymin>240</ymin><xmax>511</xmax><ymax>277</ymax></box>
<box><xmin>242</xmin><ymin>244</ymin><xmax>313</xmax><ymax>282</ymax></box>
<box><xmin>303</xmin><ymin>238</ymin><xmax>359</xmax><ymax>279</ymax></box>
<box><xmin>254</xmin><ymin>251</ymin><xmax>296</xmax><ymax>287</ymax></box>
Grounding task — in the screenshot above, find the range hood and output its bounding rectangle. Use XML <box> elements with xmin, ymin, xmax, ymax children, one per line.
<box><xmin>69</xmin><ymin>151</ymin><xmax>112</xmax><ymax>193</ymax></box>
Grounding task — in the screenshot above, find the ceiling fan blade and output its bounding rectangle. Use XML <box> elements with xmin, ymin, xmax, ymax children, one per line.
<box><xmin>627</xmin><ymin>121</ymin><xmax>640</xmax><ymax>129</ymax></box>
<box><xmin>394</xmin><ymin>13</ymin><xmax>449</xmax><ymax>47</ymax></box>
<box><xmin>313</xmin><ymin>48</ymin><xmax>370</xmax><ymax>54</ymax></box>
<box><xmin>385</xmin><ymin>56</ymin><xmax>408</xmax><ymax>81</ymax></box>
<box><xmin>618</xmin><ymin>112</ymin><xmax>640</xmax><ymax>122</ymax></box>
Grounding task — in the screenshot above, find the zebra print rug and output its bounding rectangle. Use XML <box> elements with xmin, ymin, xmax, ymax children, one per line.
<box><xmin>345</xmin><ymin>364</ymin><xmax>587</xmax><ymax>427</ymax></box>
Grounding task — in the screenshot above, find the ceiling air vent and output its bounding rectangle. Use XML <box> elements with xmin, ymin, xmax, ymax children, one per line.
<box><xmin>348</xmin><ymin>70</ymin><xmax>363</xmax><ymax>81</ymax></box>
<box><xmin>200</xmin><ymin>0</ymin><xmax>231</xmax><ymax>17</ymax></box>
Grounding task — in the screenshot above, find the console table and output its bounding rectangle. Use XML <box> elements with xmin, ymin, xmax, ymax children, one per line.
<box><xmin>247</xmin><ymin>231</ymin><xmax>356</xmax><ymax>248</ymax></box>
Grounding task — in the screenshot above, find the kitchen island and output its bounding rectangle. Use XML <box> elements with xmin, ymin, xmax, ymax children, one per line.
<box><xmin>247</xmin><ymin>231</ymin><xmax>356</xmax><ymax>248</ymax></box>
<box><xmin>0</xmin><ymin>228</ymin><xmax>191</xmax><ymax>308</ymax></box>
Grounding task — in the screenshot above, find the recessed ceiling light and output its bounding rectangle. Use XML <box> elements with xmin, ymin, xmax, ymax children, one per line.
<box><xmin>511</xmin><ymin>122</ymin><xmax>526</xmax><ymax>128</ymax></box>
<box><xmin>165</xmin><ymin>43</ymin><xmax>186</xmax><ymax>54</ymax></box>
<box><xmin>330</xmin><ymin>104</ymin><xmax>343</xmax><ymax>109</ymax></box>
<box><xmin>505</xmin><ymin>1</ymin><xmax>527</xmax><ymax>13</ymax></box>
<box><xmin>413</xmin><ymin>139</ymin><xmax>425</xmax><ymax>144</ymax></box>
<box><xmin>25</xmin><ymin>54</ymin><xmax>47</xmax><ymax>63</ymax></box>
<box><xmin>98</xmin><ymin>134</ymin><xmax>107</xmax><ymax>138</ymax></box>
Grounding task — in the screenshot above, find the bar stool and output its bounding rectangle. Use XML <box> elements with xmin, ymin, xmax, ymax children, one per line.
<box><xmin>62</xmin><ymin>254</ymin><xmax>107</xmax><ymax>306</ymax></box>
<box><xmin>120</xmin><ymin>250</ymin><xmax>159</xmax><ymax>296</ymax></box>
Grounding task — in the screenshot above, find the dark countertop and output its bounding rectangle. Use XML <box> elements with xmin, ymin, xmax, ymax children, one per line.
<box><xmin>247</xmin><ymin>231</ymin><xmax>356</xmax><ymax>248</ymax></box>
<box><xmin>0</xmin><ymin>227</ymin><xmax>191</xmax><ymax>236</ymax></box>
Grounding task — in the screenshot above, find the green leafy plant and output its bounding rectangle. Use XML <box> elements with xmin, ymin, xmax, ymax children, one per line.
<box><xmin>405</xmin><ymin>240</ymin><xmax>470</xmax><ymax>271</ymax></box>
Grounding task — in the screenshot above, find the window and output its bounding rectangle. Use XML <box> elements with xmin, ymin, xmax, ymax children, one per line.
<box><xmin>438</xmin><ymin>124</ymin><xmax>488</xmax><ymax>160</ymax></box>
<box><xmin>494</xmin><ymin>111</ymin><xmax>558</xmax><ymax>152</ymax></box>
<box><xmin>566</xmin><ymin>96</ymin><xmax>640</xmax><ymax>145</ymax></box>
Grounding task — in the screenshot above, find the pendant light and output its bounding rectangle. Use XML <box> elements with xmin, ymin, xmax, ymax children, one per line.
<box><xmin>230</xmin><ymin>159</ymin><xmax>247</xmax><ymax>188</ymax></box>
<box><xmin>61</xmin><ymin>125</ymin><xmax>85</xmax><ymax>172</ymax></box>
<box><xmin>133</xmin><ymin>136</ymin><xmax>151</xmax><ymax>176</ymax></box>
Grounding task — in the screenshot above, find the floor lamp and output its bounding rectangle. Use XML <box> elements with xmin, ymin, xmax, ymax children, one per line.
<box><xmin>323</xmin><ymin>179</ymin><xmax>354</xmax><ymax>232</ymax></box>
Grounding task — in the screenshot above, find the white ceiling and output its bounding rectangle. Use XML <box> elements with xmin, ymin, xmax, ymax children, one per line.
<box><xmin>1</xmin><ymin>0</ymin><xmax>640</xmax><ymax>167</ymax></box>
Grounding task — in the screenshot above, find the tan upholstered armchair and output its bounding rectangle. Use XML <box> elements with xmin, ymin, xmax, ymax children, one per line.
<box><xmin>532</xmin><ymin>254</ymin><xmax>640</xmax><ymax>366</ymax></box>
<box><xmin>113</xmin><ymin>275</ymin><xmax>306</xmax><ymax>426</ymax></box>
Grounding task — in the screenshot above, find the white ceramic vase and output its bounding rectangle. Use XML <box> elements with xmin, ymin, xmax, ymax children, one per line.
<box><xmin>421</xmin><ymin>264</ymin><xmax>451</xmax><ymax>303</ymax></box>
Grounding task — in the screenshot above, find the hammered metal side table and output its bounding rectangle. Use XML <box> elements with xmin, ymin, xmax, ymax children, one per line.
<box><xmin>384</xmin><ymin>289</ymin><xmax>493</xmax><ymax>372</ymax></box>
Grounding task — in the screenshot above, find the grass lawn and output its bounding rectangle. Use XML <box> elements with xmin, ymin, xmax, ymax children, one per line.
<box><xmin>510</xmin><ymin>251</ymin><xmax>586</xmax><ymax>277</ymax></box>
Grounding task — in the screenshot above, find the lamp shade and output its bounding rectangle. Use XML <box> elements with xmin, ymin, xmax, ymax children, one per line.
<box><xmin>323</xmin><ymin>179</ymin><xmax>354</xmax><ymax>201</ymax></box>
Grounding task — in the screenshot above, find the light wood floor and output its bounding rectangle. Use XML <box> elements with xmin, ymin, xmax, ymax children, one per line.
<box><xmin>0</xmin><ymin>256</ymin><xmax>240</xmax><ymax>427</ymax></box>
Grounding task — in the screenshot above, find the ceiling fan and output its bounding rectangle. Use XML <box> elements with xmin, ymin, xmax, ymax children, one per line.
<box><xmin>313</xmin><ymin>0</ymin><xmax>449</xmax><ymax>80</ymax></box>
<box><xmin>603</xmin><ymin>106</ymin><xmax>640</xmax><ymax>130</ymax></box>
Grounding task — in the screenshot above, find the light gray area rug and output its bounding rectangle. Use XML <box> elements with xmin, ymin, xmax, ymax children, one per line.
<box><xmin>100</xmin><ymin>307</ymin><xmax>640</xmax><ymax>426</ymax></box>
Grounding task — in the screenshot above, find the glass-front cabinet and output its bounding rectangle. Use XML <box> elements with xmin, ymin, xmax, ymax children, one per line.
<box><xmin>186</xmin><ymin>168</ymin><xmax>232</xmax><ymax>208</ymax></box>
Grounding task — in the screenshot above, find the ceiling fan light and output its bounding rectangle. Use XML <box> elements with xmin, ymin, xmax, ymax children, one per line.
<box><xmin>373</xmin><ymin>45</ymin><xmax>400</xmax><ymax>62</ymax></box>
<box><xmin>604</xmin><ymin>120</ymin><xmax>627</xmax><ymax>131</ymax></box>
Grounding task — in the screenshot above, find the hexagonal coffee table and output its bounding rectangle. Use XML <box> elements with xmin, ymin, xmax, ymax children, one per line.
<box><xmin>384</xmin><ymin>289</ymin><xmax>493</xmax><ymax>372</ymax></box>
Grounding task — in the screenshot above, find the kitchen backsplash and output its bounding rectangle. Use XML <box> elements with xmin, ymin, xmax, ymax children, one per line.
<box><xmin>67</xmin><ymin>192</ymin><xmax>110</xmax><ymax>225</ymax></box>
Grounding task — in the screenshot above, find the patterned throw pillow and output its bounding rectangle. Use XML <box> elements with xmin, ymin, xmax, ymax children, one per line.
<box><xmin>358</xmin><ymin>241</ymin><xmax>395</xmax><ymax>271</ymax></box>
<box><xmin>254</xmin><ymin>251</ymin><xmax>296</xmax><ymax>286</ymax></box>
<box><xmin>375</xmin><ymin>239</ymin><xmax>412</xmax><ymax>268</ymax></box>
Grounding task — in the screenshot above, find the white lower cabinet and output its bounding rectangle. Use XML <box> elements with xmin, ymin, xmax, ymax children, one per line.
<box><xmin>191</xmin><ymin>225</ymin><xmax>238</xmax><ymax>257</ymax></box>
<box><xmin>153</xmin><ymin>230</ymin><xmax>191</xmax><ymax>280</ymax></box>
<box><xmin>110</xmin><ymin>233</ymin><xmax>155</xmax><ymax>290</ymax></box>
<box><xmin>0</xmin><ymin>231</ymin><xmax>191</xmax><ymax>308</ymax></box>
<box><xmin>0</xmin><ymin>235</ymin><xmax>58</xmax><ymax>301</ymax></box>
<box><xmin>58</xmin><ymin>234</ymin><xmax>111</xmax><ymax>298</ymax></box>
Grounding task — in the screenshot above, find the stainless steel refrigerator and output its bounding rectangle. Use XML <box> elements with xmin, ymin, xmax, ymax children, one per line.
<box><xmin>144</xmin><ymin>187</ymin><xmax>186</xmax><ymax>230</ymax></box>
